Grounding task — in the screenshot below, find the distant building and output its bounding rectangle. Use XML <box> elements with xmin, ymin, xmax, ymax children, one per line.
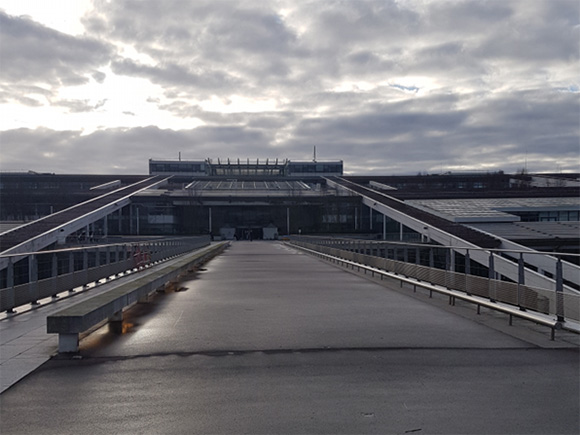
<box><xmin>1</xmin><ymin>160</ymin><xmax>578</xmax><ymax>256</ymax></box>
<box><xmin>149</xmin><ymin>158</ymin><xmax>344</xmax><ymax>177</ymax></box>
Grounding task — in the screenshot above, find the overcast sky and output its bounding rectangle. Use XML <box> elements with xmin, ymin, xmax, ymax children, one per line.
<box><xmin>0</xmin><ymin>0</ymin><xmax>578</xmax><ymax>175</ymax></box>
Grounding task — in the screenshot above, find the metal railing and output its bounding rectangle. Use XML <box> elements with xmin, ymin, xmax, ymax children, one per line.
<box><xmin>0</xmin><ymin>236</ymin><xmax>210</xmax><ymax>313</ymax></box>
<box><xmin>289</xmin><ymin>236</ymin><xmax>580</xmax><ymax>324</ymax></box>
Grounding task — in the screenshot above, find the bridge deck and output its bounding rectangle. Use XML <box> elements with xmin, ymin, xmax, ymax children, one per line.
<box><xmin>1</xmin><ymin>241</ymin><xmax>578</xmax><ymax>434</ymax></box>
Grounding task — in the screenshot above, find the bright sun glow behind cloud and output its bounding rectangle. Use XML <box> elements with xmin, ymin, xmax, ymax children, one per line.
<box><xmin>0</xmin><ymin>0</ymin><xmax>92</xmax><ymax>35</ymax></box>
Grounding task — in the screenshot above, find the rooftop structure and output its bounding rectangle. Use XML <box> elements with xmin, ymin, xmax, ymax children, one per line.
<box><xmin>149</xmin><ymin>158</ymin><xmax>343</xmax><ymax>177</ymax></box>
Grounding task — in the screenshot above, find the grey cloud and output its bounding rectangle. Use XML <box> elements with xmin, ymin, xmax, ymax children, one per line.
<box><xmin>92</xmin><ymin>71</ymin><xmax>107</xmax><ymax>83</ymax></box>
<box><xmin>49</xmin><ymin>98</ymin><xmax>108</xmax><ymax>113</ymax></box>
<box><xmin>50</xmin><ymin>99</ymin><xmax>92</xmax><ymax>113</ymax></box>
<box><xmin>0</xmin><ymin>11</ymin><xmax>114</xmax><ymax>87</ymax></box>
<box><xmin>305</xmin><ymin>0</ymin><xmax>420</xmax><ymax>47</ymax></box>
<box><xmin>0</xmin><ymin>84</ymin><xmax>52</xmax><ymax>106</ymax></box>
<box><xmin>111</xmin><ymin>58</ymin><xmax>241</xmax><ymax>96</ymax></box>
<box><xmin>0</xmin><ymin>128</ymin><xmax>80</xmax><ymax>172</ymax></box>
<box><xmin>1</xmin><ymin>1</ymin><xmax>578</xmax><ymax>176</ymax></box>
<box><xmin>0</xmin><ymin>126</ymin><xmax>275</xmax><ymax>174</ymax></box>
<box><xmin>157</xmin><ymin>100</ymin><xmax>295</xmax><ymax>129</ymax></box>
<box><xmin>425</xmin><ymin>1</ymin><xmax>514</xmax><ymax>35</ymax></box>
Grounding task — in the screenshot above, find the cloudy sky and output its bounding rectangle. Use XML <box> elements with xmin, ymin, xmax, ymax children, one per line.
<box><xmin>0</xmin><ymin>0</ymin><xmax>578</xmax><ymax>175</ymax></box>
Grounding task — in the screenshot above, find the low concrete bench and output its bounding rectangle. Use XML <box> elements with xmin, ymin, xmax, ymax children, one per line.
<box><xmin>47</xmin><ymin>242</ymin><xmax>228</xmax><ymax>353</ymax></box>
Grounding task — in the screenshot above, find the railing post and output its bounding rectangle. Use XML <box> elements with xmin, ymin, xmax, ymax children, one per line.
<box><xmin>83</xmin><ymin>249</ymin><xmax>89</xmax><ymax>287</ymax></box>
<box><xmin>114</xmin><ymin>245</ymin><xmax>120</xmax><ymax>275</ymax></box>
<box><xmin>51</xmin><ymin>253</ymin><xmax>59</xmax><ymax>298</ymax></box>
<box><xmin>95</xmin><ymin>246</ymin><xmax>101</xmax><ymax>278</ymax></box>
<box><xmin>6</xmin><ymin>257</ymin><xmax>15</xmax><ymax>313</ymax></box>
<box><xmin>428</xmin><ymin>248</ymin><xmax>435</xmax><ymax>284</ymax></box>
<box><xmin>518</xmin><ymin>253</ymin><xmax>525</xmax><ymax>310</ymax></box>
<box><xmin>556</xmin><ymin>258</ymin><xmax>565</xmax><ymax>322</ymax></box>
<box><xmin>488</xmin><ymin>252</ymin><xmax>496</xmax><ymax>302</ymax></box>
<box><xmin>105</xmin><ymin>245</ymin><xmax>111</xmax><ymax>280</ymax></box>
<box><xmin>29</xmin><ymin>254</ymin><xmax>39</xmax><ymax>305</ymax></box>
<box><xmin>69</xmin><ymin>251</ymin><xmax>75</xmax><ymax>293</ymax></box>
<box><xmin>465</xmin><ymin>249</ymin><xmax>471</xmax><ymax>295</ymax></box>
<box><xmin>445</xmin><ymin>248</ymin><xmax>451</xmax><ymax>289</ymax></box>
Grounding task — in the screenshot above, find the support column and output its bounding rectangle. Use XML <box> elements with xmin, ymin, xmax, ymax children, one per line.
<box><xmin>465</xmin><ymin>249</ymin><xmax>472</xmax><ymax>295</ymax></box>
<box><xmin>208</xmin><ymin>207</ymin><xmax>212</xmax><ymax>234</ymax></box>
<box><xmin>68</xmin><ymin>252</ymin><xmax>75</xmax><ymax>293</ymax></box>
<box><xmin>129</xmin><ymin>206</ymin><xmax>134</xmax><ymax>235</ymax></box>
<box><xmin>448</xmin><ymin>248</ymin><xmax>455</xmax><ymax>272</ymax></box>
<box><xmin>29</xmin><ymin>255</ymin><xmax>39</xmax><ymax>305</ymax></box>
<box><xmin>6</xmin><ymin>258</ymin><xmax>15</xmax><ymax>313</ymax></box>
<box><xmin>58</xmin><ymin>333</ymin><xmax>79</xmax><ymax>353</ymax></box>
<box><xmin>51</xmin><ymin>253</ymin><xmax>59</xmax><ymax>298</ymax></box>
<box><xmin>382</xmin><ymin>214</ymin><xmax>386</xmax><ymax>240</ymax></box>
<box><xmin>109</xmin><ymin>311</ymin><xmax>123</xmax><ymax>334</ymax></box>
<box><xmin>82</xmin><ymin>249</ymin><xmax>89</xmax><ymax>288</ymax></box>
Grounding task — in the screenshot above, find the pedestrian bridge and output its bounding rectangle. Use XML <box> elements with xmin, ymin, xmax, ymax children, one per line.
<box><xmin>1</xmin><ymin>241</ymin><xmax>578</xmax><ymax>434</ymax></box>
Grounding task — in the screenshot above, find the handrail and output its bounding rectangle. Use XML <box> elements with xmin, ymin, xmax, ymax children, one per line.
<box><xmin>0</xmin><ymin>236</ymin><xmax>205</xmax><ymax>260</ymax></box>
<box><xmin>289</xmin><ymin>242</ymin><xmax>568</xmax><ymax>340</ymax></box>
<box><xmin>291</xmin><ymin>235</ymin><xmax>580</xmax><ymax>293</ymax></box>
<box><xmin>0</xmin><ymin>235</ymin><xmax>211</xmax><ymax>313</ymax></box>
<box><xmin>287</xmin><ymin>237</ymin><xmax>580</xmax><ymax>331</ymax></box>
<box><xmin>298</xmin><ymin>235</ymin><xmax>580</xmax><ymax>259</ymax></box>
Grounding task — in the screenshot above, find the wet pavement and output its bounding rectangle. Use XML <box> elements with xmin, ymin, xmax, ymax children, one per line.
<box><xmin>1</xmin><ymin>241</ymin><xmax>578</xmax><ymax>434</ymax></box>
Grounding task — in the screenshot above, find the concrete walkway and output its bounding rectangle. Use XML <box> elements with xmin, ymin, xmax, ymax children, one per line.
<box><xmin>1</xmin><ymin>241</ymin><xmax>578</xmax><ymax>434</ymax></box>
<box><xmin>0</xmin><ymin>246</ymin><xmax>215</xmax><ymax>393</ymax></box>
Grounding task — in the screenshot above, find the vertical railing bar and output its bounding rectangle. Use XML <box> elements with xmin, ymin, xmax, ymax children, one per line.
<box><xmin>488</xmin><ymin>251</ymin><xmax>496</xmax><ymax>302</ymax></box>
<box><xmin>6</xmin><ymin>257</ymin><xmax>15</xmax><ymax>313</ymax></box>
<box><xmin>51</xmin><ymin>252</ymin><xmax>59</xmax><ymax>298</ymax></box>
<box><xmin>556</xmin><ymin>258</ymin><xmax>565</xmax><ymax>322</ymax></box>
<box><xmin>29</xmin><ymin>254</ymin><xmax>39</xmax><ymax>305</ymax></box>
